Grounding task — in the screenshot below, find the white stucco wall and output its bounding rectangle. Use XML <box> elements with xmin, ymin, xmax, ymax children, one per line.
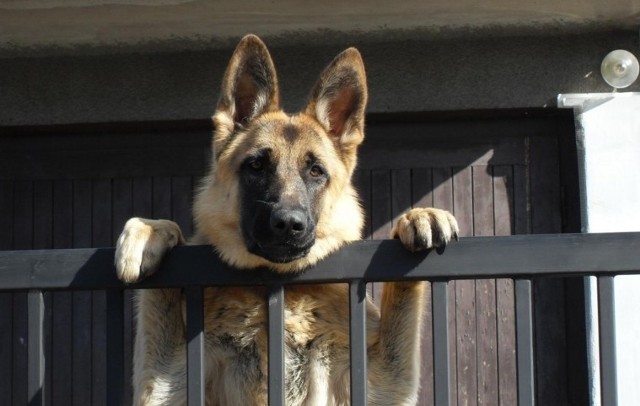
<box><xmin>559</xmin><ymin>92</ymin><xmax>640</xmax><ymax>406</ymax></box>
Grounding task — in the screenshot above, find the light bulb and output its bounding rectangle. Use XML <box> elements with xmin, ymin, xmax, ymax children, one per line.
<box><xmin>600</xmin><ymin>50</ymin><xmax>639</xmax><ymax>89</ymax></box>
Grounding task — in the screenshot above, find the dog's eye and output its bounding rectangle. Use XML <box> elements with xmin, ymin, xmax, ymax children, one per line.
<box><xmin>309</xmin><ymin>165</ymin><xmax>324</xmax><ymax>177</ymax></box>
<box><xmin>249</xmin><ymin>159</ymin><xmax>263</xmax><ymax>171</ymax></box>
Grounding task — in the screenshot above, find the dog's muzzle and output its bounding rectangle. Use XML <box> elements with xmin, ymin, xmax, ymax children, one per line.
<box><xmin>245</xmin><ymin>205</ymin><xmax>316</xmax><ymax>264</ymax></box>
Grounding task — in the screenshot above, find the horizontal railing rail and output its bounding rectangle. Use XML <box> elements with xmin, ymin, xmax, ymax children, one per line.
<box><xmin>2</xmin><ymin>233</ymin><xmax>640</xmax><ymax>290</ymax></box>
<box><xmin>2</xmin><ymin>232</ymin><xmax>639</xmax><ymax>406</ymax></box>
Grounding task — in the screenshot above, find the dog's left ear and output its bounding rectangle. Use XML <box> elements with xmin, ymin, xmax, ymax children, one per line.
<box><xmin>305</xmin><ymin>48</ymin><xmax>368</xmax><ymax>151</ymax></box>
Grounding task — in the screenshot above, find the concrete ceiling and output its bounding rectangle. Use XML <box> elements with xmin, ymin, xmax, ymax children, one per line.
<box><xmin>1</xmin><ymin>0</ymin><xmax>639</xmax><ymax>54</ymax></box>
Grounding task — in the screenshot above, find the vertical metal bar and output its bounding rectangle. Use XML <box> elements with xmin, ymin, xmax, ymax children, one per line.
<box><xmin>186</xmin><ymin>286</ymin><xmax>205</xmax><ymax>406</ymax></box>
<box><xmin>28</xmin><ymin>290</ymin><xmax>45</xmax><ymax>406</ymax></box>
<box><xmin>515</xmin><ymin>279</ymin><xmax>535</xmax><ymax>406</ymax></box>
<box><xmin>349</xmin><ymin>280</ymin><xmax>367</xmax><ymax>406</ymax></box>
<box><xmin>432</xmin><ymin>281</ymin><xmax>450</xmax><ymax>406</ymax></box>
<box><xmin>106</xmin><ymin>289</ymin><xmax>124</xmax><ymax>406</ymax></box>
<box><xmin>598</xmin><ymin>276</ymin><xmax>618</xmax><ymax>406</ymax></box>
<box><xmin>268</xmin><ymin>284</ymin><xmax>285</xmax><ymax>406</ymax></box>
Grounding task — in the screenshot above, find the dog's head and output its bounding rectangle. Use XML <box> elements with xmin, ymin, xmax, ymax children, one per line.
<box><xmin>194</xmin><ymin>34</ymin><xmax>366</xmax><ymax>272</ymax></box>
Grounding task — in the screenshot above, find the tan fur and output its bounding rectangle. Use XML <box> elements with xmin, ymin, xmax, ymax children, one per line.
<box><xmin>115</xmin><ymin>34</ymin><xmax>458</xmax><ymax>406</ymax></box>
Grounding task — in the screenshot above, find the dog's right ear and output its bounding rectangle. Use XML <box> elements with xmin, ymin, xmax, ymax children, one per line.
<box><xmin>213</xmin><ymin>35</ymin><xmax>280</xmax><ymax>156</ymax></box>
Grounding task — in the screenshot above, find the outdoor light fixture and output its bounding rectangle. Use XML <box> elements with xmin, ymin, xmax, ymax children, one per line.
<box><xmin>600</xmin><ymin>49</ymin><xmax>639</xmax><ymax>89</ymax></box>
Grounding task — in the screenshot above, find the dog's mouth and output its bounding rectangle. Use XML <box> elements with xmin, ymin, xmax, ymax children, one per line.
<box><xmin>248</xmin><ymin>239</ymin><xmax>314</xmax><ymax>264</ymax></box>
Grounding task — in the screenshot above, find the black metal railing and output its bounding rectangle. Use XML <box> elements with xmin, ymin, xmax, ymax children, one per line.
<box><xmin>2</xmin><ymin>232</ymin><xmax>639</xmax><ymax>406</ymax></box>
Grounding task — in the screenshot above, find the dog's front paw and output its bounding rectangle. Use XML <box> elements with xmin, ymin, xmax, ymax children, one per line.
<box><xmin>115</xmin><ymin>218</ymin><xmax>185</xmax><ymax>284</ymax></box>
<box><xmin>391</xmin><ymin>208</ymin><xmax>459</xmax><ymax>253</ymax></box>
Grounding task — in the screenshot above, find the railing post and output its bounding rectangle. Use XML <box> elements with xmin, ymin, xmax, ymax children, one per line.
<box><xmin>515</xmin><ymin>279</ymin><xmax>535</xmax><ymax>406</ymax></box>
<box><xmin>268</xmin><ymin>284</ymin><xmax>285</xmax><ymax>406</ymax></box>
<box><xmin>432</xmin><ymin>281</ymin><xmax>450</xmax><ymax>406</ymax></box>
<box><xmin>186</xmin><ymin>286</ymin><xmax>205</xmax><ymax>406</ymax></box>
<box><xmin>598</xmin><ymin>276</ymin><xmax>618</xmax><ymax>406</ymax></box>
<box><xmin>349</xmin><ymin>280</ymin><xmax>367</xmax><ymax>406</ymax></box>
<box><xmin>28</xmin><ymin>290</ymin><xmax>45</xmax><ymax>406</ymax></box>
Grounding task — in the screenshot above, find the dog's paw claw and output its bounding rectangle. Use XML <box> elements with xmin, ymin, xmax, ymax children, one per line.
<box><xmin>391</xmin><ymin>208</ymin><xmax>459</xmax><ymax>253</ymax></box>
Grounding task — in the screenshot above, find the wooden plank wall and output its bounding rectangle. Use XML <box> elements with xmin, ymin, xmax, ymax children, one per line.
<box><xmin>0</xmin><ymin>112</ymin><xmax>576</xmax><ymax>405</ymax></box>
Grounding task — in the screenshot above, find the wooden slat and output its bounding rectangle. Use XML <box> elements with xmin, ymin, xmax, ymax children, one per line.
<box><xmin>0</xmin><ymin>291</ymin><xmax>13</xmax><ymax>405</ymax></box>
<box><xmin>476</xmin><ymin>279</ymin><xmax>498</xmax><ymax>404</ymax></box>
<box><xmin>72</xmin><ymin>180</ymin><xmax>93</xmax><ymax>406</ymax></box>
<box><xmin>451</xmin><ymin>167</ymin><xmax>472</xmax><ymax>406</ymax></box>
<box><xmin>447</xmin><ymin>280</ymin><xmax>458</xmax><ymax>406</ymax></box>
<box><xmin>370</xmin><ymin>170</ymin><xmax>391</xmax><ymax>240</ymax></box>
<box><xmin>370</xmin><ymin>170</ymin><xmax>391</xmax><ymax>304</ymax></box>
<box><xmin>496</xmin><ymin>278</ymin><xmax>516</xmax><ymax>406</ymax></box>
<box><xmin>106</xmin><ymin>290</ymin><xmax>124</xmax><ymax>406</ymax></box>
<box><xmin>391</xmin><ymin>168</ymin><xmax>412</xmax><ymax>228</ymax></box>
<box><xmin>455</xmin><ymin>279</ymin><xmax>477</xmax><ymax>406</ymax></box>
<box><xmin>0</xmin><ymin>180</ymin><xmax>14</xmax><ymax>249</ymax></box>
<box><xmin>0</xmin><ymin>181</ymin><xmax>14</xmax><ymax>404</ymax></box>
<box><xmin>13</xmin><ymin>181</ymin><xmax>33</xmax><ymax>406</ymax></box>
<box><xmin>452</xmin><ymin>167</ymin><xmax>472</xmax><ymax>235</ymax></box>
<box><xmin>72</xmin><ymin>291</ymin><xmax>93</xmax><ymax>406</ymax></box>
<box><xmin>133</xmin><ymin>178</ymin><xmax>153</xmax><ymax>219</ymax></box>
<box><xmin>152</xmin><ymin>177</ymin><xmax>172</xmax><ymax>219</ymax></box>
<box><xmin>112</xmin><ymin>178</ymin><xmax>134</xmax><ymax>406</ymax></box>
<box><xmin>13</xmin><ymin>180</ymin><xmax>34</xmax><ymax>249</ymax></box>
<box><xmin>51</xmin><ymin>292</ymin><xmax>73</xmax><ymax>405</ymax></box>
<box><xmin>53</xmin><ymin>181</ymin><xmax>74</xmax><ymax>249</ymax></box>
<box><xmin>432</xmin><ymin>168</ymin><xmax>453</xmax><ymax>213</ymax></box>
<box><xmin>33</xmin><ymin>180</ymin><xmax>53</xmax><ymax>249</ymax></box>
<box><xmin>473</xmin><ymin>165</ymin><xmax>494</xmax><ymax>236</ymax></box>
<box><xmin>171</xmin><ymin>176</ymin><xmax>194</xmax><ymax>237</ymax></box>
<box><xmin>473</xmin><ymin>166</ymin><xmax>499</xmax><ymax>406</ymax></box>
<box><xmin>512</xmin><ymin>165</ymin><xmax>530</xmax><ymax>235</ymax></box>
<box><xmin>13</xmin><ymin>292</ymin><xmax>28</xmax><ymax>406</ymax></box>
<box><xmin>52</xmin><ymin>180</ymin><xmax>74</xmax><ymax>406</ymax></box>
<box><xmin>493</xmin><ymin>166</ymin><xmax>514</xmax><ymax>236</ymax></box>
<box><xmin>353</xmin><ymin>169</ymin><xmax>372</xmax><ymax>239</ymax></box>
<box><xmin>92</xmin><ymin>180</ymin><xmax>112</xmax><ymax>406</ymax></box>
<box><xmin>493</xmin><ymin>165</ymin><xmax>517</xmax><ymax>405</ymax></box>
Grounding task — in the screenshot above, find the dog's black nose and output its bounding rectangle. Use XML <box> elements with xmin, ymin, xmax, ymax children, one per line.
<box><xmin>270</xmin><ymin>208</ymin><xmax>308</xmax><ymax>237</ymax></box>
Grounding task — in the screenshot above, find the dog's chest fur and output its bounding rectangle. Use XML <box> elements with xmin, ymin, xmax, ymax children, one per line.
<box><xmin>200</xmin><ymin>285</ymin><xmax>357</xmax><ymax>405</ymax></box>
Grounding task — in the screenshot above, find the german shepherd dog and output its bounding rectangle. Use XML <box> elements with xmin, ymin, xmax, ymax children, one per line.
<box><xmin>115</xmin><ymin>34</ymin><xmax>458</xmax><ymax>405</ymax></box>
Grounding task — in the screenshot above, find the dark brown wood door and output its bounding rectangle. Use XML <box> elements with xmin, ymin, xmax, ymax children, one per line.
<box><xmin>354</xmin><ymin>112</ymin><xmax>581</xmax><ymax>406</ymax></box>
<box><xmin>0</xmin><ymin>110</ymin><xmax>581</xmax><ymax>406</ymax></box>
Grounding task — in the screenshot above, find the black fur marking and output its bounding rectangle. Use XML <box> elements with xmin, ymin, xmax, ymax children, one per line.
<box><xmin>239</xmin><ymin>145</ymin><xmax>328</xmax><ymax>265</ymax></box>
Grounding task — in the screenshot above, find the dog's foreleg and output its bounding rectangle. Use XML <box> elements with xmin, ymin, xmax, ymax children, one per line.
<box><xmin>366</xmin><ymin>207</ymin><xmax>459</xmax><ymax>405</ymax></box>
<box><xmin>133</xmin><ymin>289</ymin><xmax>188</xmax><ymax>406</ymax></box>
<box><xmin>367</xmin><ymin>281</ymin><xmax>425</xmax><ymax>406</ymax></box>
